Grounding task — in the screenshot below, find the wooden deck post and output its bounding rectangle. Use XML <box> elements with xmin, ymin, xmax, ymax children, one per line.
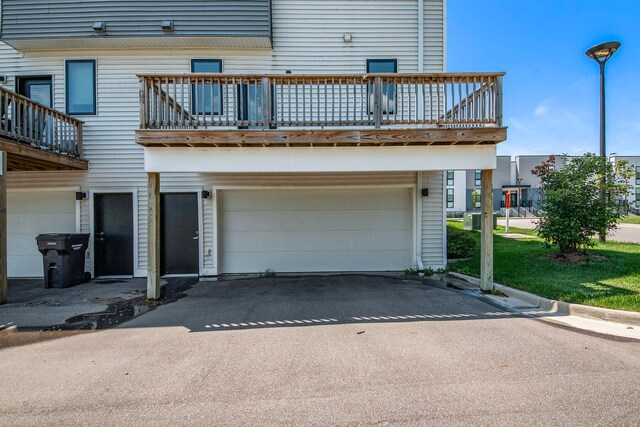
<box><xmin>0</xmin><ymin>152</ymin><xmax>7</xmax><ymax>304</ymax></box>
<box><xmin>480</xmin><ymin>169</ymin><xmax>494</xmax><ymax>291</ymax></box>
<box><xmin>147</xmin><ymin>172</ymin><xmax>161</xmax><ymax>300</ymax></box>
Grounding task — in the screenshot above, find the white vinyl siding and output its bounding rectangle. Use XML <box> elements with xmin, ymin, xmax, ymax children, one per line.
<box><xmin>421</xmin><ymin>171</ymin><xmax>445</xmax><ymax>268</ymax></box>
<box><xmin>0</xmin><ymin>0</ymin><xmax>447</xmax><ymax>276</ymax></box>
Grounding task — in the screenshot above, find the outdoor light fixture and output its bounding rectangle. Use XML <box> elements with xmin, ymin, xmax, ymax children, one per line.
<box><xmin>343</xmin><ymin>33</ymin><xmax>353</xmax><ymax>43</ymax></box>
<box><xmin>586</xmin><ymin>41</ymin><xmax>621</xmax><ymax>62</ymax></box>
<box><xmin>75</xmin><ymin>192</ymin><xmax>87</xmax><ymax>201</ymax></box>
<box><xmin>421</xmin><ymin>188</ymin><xmax>429</xmax><ymax>197</ymax></box>
<box><xmin>585</xmin><ymin>41</ymin><xmax>621</xmax><ymax>242</ymax></box>
<box><xmin>0</xmin><ymin>76</ymin><xmax>6</xmax><ymax>84</ymax></box>
<box><xmin>161</xmin><ymin>21</ymin><xmax>174</xmax><ymax>32</ymax></box>
<box><xmin>92</xmin><ymin>21</ymin><xmax>106</xmax><ymax>33</ymax></box>
<box><xmin>201</xmin><ymin>190</ymin><xmax>211</xmax><ymax>199</ymax></box>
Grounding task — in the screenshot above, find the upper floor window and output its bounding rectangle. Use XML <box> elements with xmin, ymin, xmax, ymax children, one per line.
<box><xmin>474</xmin><ymin>170</ymin><xmax>481</xmax><ymax>187</ymax></box>
<box><xmin>191</xmin><ymin>59</ymin><xmax>222</xmax><ymax>115</ymax></box>
<box><xmin>446</xmin><ymin>171</ymin><xmax>454</xmax><ymax>186</ymax></box>
<box><xmin>367</xmin><ymin>59</ymin><xmax>397</xmax><ymax>115</ymax></box>
<box><xmin>447</xmin><ymin>188</ymin><xmax>454</xmax><ymax>208</ymax></box>
<box><xmin>636</xmin><ymin>165</ymin><xmax>640</xmax><ymax>185</ymax></box>
<box><xmin>66</xmin><ymin>60</ymin><xmax>96</xmax><ymax>115</ymax></box>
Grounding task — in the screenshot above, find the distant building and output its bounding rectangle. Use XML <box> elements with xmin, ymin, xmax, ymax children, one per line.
<box><xmin>609</xmin><ymin>156</ymin><xmax>640</xmax><ymax>211</ymax></box>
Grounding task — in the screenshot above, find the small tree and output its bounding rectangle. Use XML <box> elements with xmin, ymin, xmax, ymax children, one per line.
<box><xmin>471</xmin><ymin>189</ymin><xmax>480</xmax><ymax>210</ymax></box>
<box><xmin>532</xmin><ymin>154</ymin><xmax>633</xmax><ymax>254</ymax></box>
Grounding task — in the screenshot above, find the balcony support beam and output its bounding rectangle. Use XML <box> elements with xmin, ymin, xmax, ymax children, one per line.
<box><xmin>147</xmin><ymin>172</ymin><xmax>161</xmax><ymax>300</ymax></box>
<box><xmin>0</xmin><ymin>152</ymin><xmax>6</xmax><ymax>304</ymax></box>
<box><xmin>136</xmin><ymin>127</ymin><xmax>507</xmax><ymax>148</ymax></box>
<box><xmin>480</xmin><ymin>169</ymin><xmax>494</xmax><ymax>291</ymax></box>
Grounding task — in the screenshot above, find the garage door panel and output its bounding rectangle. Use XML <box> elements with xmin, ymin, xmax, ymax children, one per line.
<box><xmin>225</xmin><ymin>209</ymin><xmax>411</xmax><ymax>233</ymax></box>
<box><xmin>8</xmin><ymin>192</ymin><xmax>76</xmax><ymax>277</ymax></box>
<box><xmin>223</xmin><ymin>189</ymin><xmax>411</xmax><ymax>212</ymax></box>
<box><xmin>8</xmin><ymin>193</ymin><xmax>76</xmax><ymax>214</ymax></box>
<box><xmin>220</xmin><ymin>188</ymin><xmax>412</xmax><ymax>273</ymax></box>
<box><xmin>9</xmin><ymin>213</ymin><xmax>75</xmax><ymax>235</ymax></box>
<box><xmin>222</xmin><ymin>250</ymin><xmax>410</xmax><ymax>273</ymax></box>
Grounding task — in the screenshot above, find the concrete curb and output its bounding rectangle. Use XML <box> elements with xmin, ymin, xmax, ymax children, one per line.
<box><xmin>0</xmin><ymin>325</ymin><xmax>18</xmax><ymax>338</ymax></box>
<box><xmin>447</xmin><ymin>272</ymin><xmax>640</xmax><ymax>327</ymax></box>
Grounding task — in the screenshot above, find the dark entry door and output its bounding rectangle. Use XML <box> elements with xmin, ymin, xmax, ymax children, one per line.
<box><xmin>161</xmin><ymin>193</ymin><xmax>199</xmax><ymax>275</ymax></box>
<box><xmin>94</xmin><ymin>193</ymin><xmax>134</xmax><ymax>277</ymax></box>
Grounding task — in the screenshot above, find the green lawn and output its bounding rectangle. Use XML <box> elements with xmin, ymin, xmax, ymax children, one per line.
<box><xmin>447</xmin><ymin>221</ymin><xmax>640</xmax><ymax>312</ymax></box>
<box><xmin>619</xmin><ymin>215</ymin><xmax>640</xmax><ymax>225</ymax></box>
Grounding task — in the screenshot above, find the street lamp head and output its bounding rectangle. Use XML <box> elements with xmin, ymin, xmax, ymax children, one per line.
<box><xmin>585</xmin><ymin>41</ymin><xmax>621</xmax><ymax>64</ymax></box>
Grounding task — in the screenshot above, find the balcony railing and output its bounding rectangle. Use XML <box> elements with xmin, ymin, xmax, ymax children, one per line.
<box><xmin>0</xmin><ymin>86</ymin><xmax>84</xmax><ymax>157</ymax></box>
<box><xmin>139</xmin><ymin>73</ymin><xmax>504</xmax><ymax>130</ymax></box>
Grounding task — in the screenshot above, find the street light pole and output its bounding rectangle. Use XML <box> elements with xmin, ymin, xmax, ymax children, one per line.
<box><xmin>586</xmin><ymin>41</ymin><xmax>621</xmax><ymax>243</ymax></box>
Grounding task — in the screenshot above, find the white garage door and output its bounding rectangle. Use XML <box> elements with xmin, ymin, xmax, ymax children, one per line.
<box><xmin>8</xmin><ymin>191</ymin><xmax>76</xmax><ymax>277</ymax></box>
<box><xmin>220</xmin><ymin>188</ymin><xmax>412</xmax><ymax>273</ymax></box>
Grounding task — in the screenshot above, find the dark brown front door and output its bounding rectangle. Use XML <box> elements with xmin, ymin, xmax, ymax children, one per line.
<box><xmin>94</xmin><ymin>193</ymin><xmax>134</xmax><ymax>277</ymax></box>
<box><xmin>161</xmin><ymin>193</ymin><xmax>199</xmax><ymax>275</ymax></box>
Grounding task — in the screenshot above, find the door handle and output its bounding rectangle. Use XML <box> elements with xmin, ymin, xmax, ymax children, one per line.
<box><xmin>193</xmin><ymin>230</ymin><xmax>199</xmax><ymax>240</ymax></box>
<box><xmin>97</xmin><ymin>231</ymin><xmax>105</xmax><ymax>242</ymax></box>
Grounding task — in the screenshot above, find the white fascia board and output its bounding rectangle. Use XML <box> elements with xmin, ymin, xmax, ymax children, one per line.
<box><xmin>144</xmin><ymin>146</ymin><xmax>497</xmax><ymax>173</ymax></box>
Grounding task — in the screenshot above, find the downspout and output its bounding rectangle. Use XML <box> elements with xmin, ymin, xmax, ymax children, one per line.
<box><xmin>416</xmin><ymin>1</ymin><xmax>425</xmax><ymax>273</ymax></box>
<box><xmin>418</xmin><ymin>0</ymin><xmax>424</xmax><ymax>73</ymax></box>
<box><xmin>416</xmin><ymin>173</ymin><xmax>425</xmax><ymax>273</ymax></box>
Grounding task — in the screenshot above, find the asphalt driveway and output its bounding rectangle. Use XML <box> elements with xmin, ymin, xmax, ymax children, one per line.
<box><xmin>1</xmin><ymin>276</ymin><xmax>639</xmax><ymax>426</ymax></box>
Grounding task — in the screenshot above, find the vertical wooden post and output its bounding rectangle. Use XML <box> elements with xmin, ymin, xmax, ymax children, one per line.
<box><xmin>373</xmin><ymin>76</ymin><xmax>383</xmax><ymax>129</ymax></box>
<box><xmin>480</xmin><ymin>169</ymin><xmax>494</xmax><ymax>291</ymax></box>
<box><xmin>147</xmin><ymin>172</ymin><xmax>161</xmax><ymax>300</ymax></box>
<box><xmin>261</xmin><ymin>77</ymin><xmax>271</xmax><ymax>129</ymax></box>
<box><xmin>0</xmin><ymin>151</ymin><xmax>7</xmax><ymax>304</ymax></box>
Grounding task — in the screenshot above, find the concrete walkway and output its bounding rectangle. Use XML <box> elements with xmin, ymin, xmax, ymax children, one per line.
<box><xmin>498</xmin><ymin>218</ymin><xmax>640</xmax><ymax>244</ymax></box>
<box><xmin>1</xmin><ymin>276</ymin><xmax>639</xmax><ymax>425</ymax></box>
<box><xmin>0</xmin><ymin>278</ymin><xmax>147</xmax><ymax>330</ymax></box>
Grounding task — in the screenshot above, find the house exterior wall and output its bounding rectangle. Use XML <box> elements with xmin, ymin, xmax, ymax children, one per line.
<box><xmin>0</xmin><ymin>0</ymin><xmax>272</xmax><ymax>49</ymax></box>
<box><xmin>0</xmin><ymin>0</ymin><xmax>448</xmax><ymax>276</ymax></box>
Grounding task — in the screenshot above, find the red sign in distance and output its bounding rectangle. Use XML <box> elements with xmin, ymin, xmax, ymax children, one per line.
<box><xmin>506</xmin><ymin>192</ymin><xmax>511</xmax><ymax>209</ymax></box>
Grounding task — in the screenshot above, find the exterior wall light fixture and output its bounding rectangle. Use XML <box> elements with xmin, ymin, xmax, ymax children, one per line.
<box><xmin>161</xmin><ymin>21</ymin><xmax>174</xmax><ymax>32</ymax></box>
<box><xmin>92</xmin><ymin>22</ymin><xmax>106</xmax><ymax>33</ymax></box>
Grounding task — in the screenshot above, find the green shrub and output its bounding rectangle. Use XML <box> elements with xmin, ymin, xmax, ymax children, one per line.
<box><xmin>447</xmin><ymin>226</ymin><xmax>476</xmax><ymax>259</ymax></box>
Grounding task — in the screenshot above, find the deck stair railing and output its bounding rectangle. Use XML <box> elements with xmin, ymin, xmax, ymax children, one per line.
<box><xmin>0</xmin><ymin>86</ymin><xmax>84</xmax><ymax>157</ymax></box>
<box><xmin>139</xmin><ymin>72</ymin><xmax>504</xmax><ymax>130</ymax></box>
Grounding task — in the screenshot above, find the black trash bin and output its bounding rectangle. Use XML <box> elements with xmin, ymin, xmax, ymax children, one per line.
<box><xmin>36</xmin><ymin>233</ymin><xmax>90</xmax><ymax>289</ymax></box>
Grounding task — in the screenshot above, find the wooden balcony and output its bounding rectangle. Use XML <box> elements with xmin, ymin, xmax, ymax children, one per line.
<box><xmin>135</xmin><ymin>72</ymin><xmax>507</xmax><ymax>148</ymax></box>
<box><xmin>0</xmin><ymin>86</ymin><xmax>87</xmax><ymax>171</ymax></box>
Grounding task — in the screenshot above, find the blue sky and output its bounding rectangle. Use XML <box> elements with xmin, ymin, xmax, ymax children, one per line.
<box><xmin>448</xmin><ymin>0</ymin><xmax>640</xmax><ymax>157</ymax></box>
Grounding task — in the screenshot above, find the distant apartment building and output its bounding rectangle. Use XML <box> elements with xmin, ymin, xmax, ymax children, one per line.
<box><xmin>610</xmin><ymin>156</ymin><xmax>640</xmax><ymax>210</ymax></box>
<box><xmin>454</xmin><ymin>154</ymin><xmax>639</xmax><ymax>215</ymax></box>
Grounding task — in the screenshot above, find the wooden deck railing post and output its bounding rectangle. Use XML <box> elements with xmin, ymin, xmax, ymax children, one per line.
<box><xmin>495</xmin><ymin>75</ymin><xmax>503</xmax><ymax>127</ymax></box>
<box><xmin>76</xmin><ymin>121</ymin><xmax>84</xmax><ymax>157</ymax></box>
<box><xmin>261</xmin><ymin>77</ymin><xmax>271</xmax><ymax>129</ymax></box>
<box><xmin>373</xmin><ymin>76</ymin><xmax>383</xmax><ymax>129</ymax></box>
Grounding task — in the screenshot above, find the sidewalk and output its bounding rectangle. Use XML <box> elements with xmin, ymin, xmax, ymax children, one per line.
<box><xmin>0</xmin><ymin>278</ymin><xmax>148</xmax><ymax>330</ymax></box>
<box><xmin>444</xmin><ymin>273</ymin><xmax>640</xmax><ymax>340</ymax></box>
